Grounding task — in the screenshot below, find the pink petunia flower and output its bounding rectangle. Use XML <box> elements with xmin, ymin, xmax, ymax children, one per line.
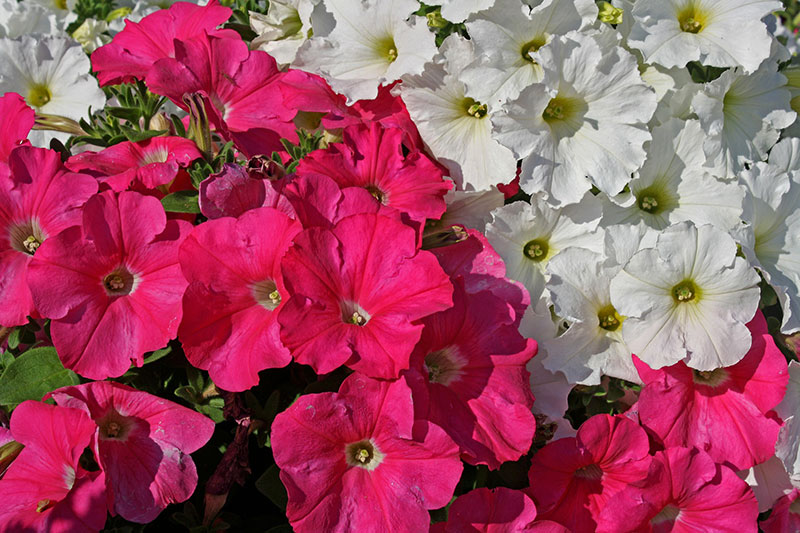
<box><xmin>198</xmin><ymin>162</ymin><xmax>294</xmax><ymax>220</ymax></box>
<box><xmin>295</xmin><ymin>123</ymin><xmax>451</xmax><ymax>225</ymax></box>
<box><xmin>527</xmin><ymin>414</ymin><xmax>653</xmax><ymax>531</ymax></box>
<box><xmin>404</xmin><ymin>279</ymin><xmax>536</xmax><ymax>468</ymax></box>
<box><xmin>271</xmin><ymin>373</ymin><xmax>463</xmax><ymax>532</ymax></box>
<box><xmin>0</xmin><ymin>93</ymin><xmax>34</xmax><ymax>163</ymax></box>
<box><xmin>66</xmin><ymin>137</ymin><xmax>202</xmax><ymax>193</ymax></box>
<box><xmin>47</xmin><ymin>381</ymin><xmax>215</xmax><ymax>523</ymax></box>
<box><xmin>634</xmin><ymin>311</ymin><xmax>788</xmax><ymax>471</ymax></box>
<box><xmin>596</xmin><ymin>447</ymin><xmax>759</xmax><ymax>533</ymax></box>
<box><xmin>431</xmin><ymin>487</ymin><xmax>570</xmax><ymax>533</ymax></box>
<box><xmin>0</xmin><ymin>146</ymin><xmax>97</xmax><ymax>326</ymax></box>
<box><xmin>0</xmin><ymin>401</ymin><xmax>107</xmax><ymax>533</ymax></box>
<box><xmin>90</xmin><ymin>0</ymin><xmax>238</xmax><ymax>86</ymax></box>
<box><xmin>178</xmin><ymin>206</ymin><xmax>301</xmax><ymax>391</ymax></box>
<box><xmin>278</xmin><ymin>212</ymin><xmax>453</xmax><ymax>378</ymax></box>
<box><xmin>147</xmin><ymin>33</ymin><xmax>296</xmax><ymax>156</ymax></box>
<box><xmin>27</xmin><ymin>190</ymin><xmax>190</xmax><ymax>379</ymax></box>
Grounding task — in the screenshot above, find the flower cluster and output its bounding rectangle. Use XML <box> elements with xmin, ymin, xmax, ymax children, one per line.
<box><xmin>1</xmin><ymin>0</ymin><xmax>800</xmax><ymax>531</ymax></box>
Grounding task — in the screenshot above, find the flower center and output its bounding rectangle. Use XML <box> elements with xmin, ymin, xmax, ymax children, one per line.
<box><xmin>542</xmin><ymin>94</ymin><xmax>578</xmax><ymax>123</ymax></box>
<box><xmin>598</xmin><ymin>1</ymin><xmax>624</xmax><ymax>24</ymax></box>
<box><xmin>424</xmin><ymin>346</ymin><xmax>466</xmax><ymax>386</ymax></box>
<box><xmin>27</xmin><ymin>84</ymin><xmax>52</xmax><ymax>108</ymax></box>
<box><xmin>677</xmin><ymin>5</ymin><xmax>706</xmax><ymax>33</ymax></box>
<box><xmin>692</xmin><ymin>368</ymin><xmax>729</xmax><ymax>387</ymax></box>
<box><xmin>341</xmin><ymin>301</ymin><xmax>370</xmax><ymax>326</ymax></box>
<box><xmin>597</xmin><ymin>305</ymin><xmax>624</xmax><ymax>332</ymax></box>
<box><xmin>574</xmin><ymin>463</ymin><xmax>603</xmax><ymax>480</ymax></box>
<box><xmin>671</xmin><ymin>280</ymin><xmax>699</xmax><ymax>303</ymax></box>
<box><xmin>252</xmin><ymin>279</ymin><xmax>281</xmax><ymax>311</ymax></box>
<box><xmin>345</xmin><ymin>439</ymin><xmax>384</xmax><ymax>470</ymax></box>
<box><xmin>54</xmin><ymin>0</ymin><xmax>67</xmax><ymax>9</ymax></box>
<box><xmin>463</xmin><ymin>97</ymin><xmax>488</xmax><ymax>119</ymax></box>
<box><xmin>139</xmin><ymin>147</ymin><xmax>170</xmax><ymax>166</ymax></box>
<box><xmin>97</xmin><ymin>410</ymin><xmax>133</xmax><ymax>441</ymax></box>
<box><xmin>521</xmin><ymin>35</ymin><xmax>547</xmax><ymax>62</ymax></box>
<box><xmin>9</xmin><ymin>219</ymin><xmax>47</xmax><ymax>255</ymax></box>
<box><xmin>103</xmin><ymin>267</ymin><xmax>136</xmax><ymax>296</ymax></box>
<box><xmin>523</xmin><ymin>239</ymin><xmax>549</xmax><ymax>262</ymax></box>
<box><xmin>377</xmin><ymin>36</ymin><xmax>398</xmax><ymax>63</ymax></box>
<box><xmin>365</xmin><ymin>184</ymin><xmax>387</xmax><ymax>205</ymax></box>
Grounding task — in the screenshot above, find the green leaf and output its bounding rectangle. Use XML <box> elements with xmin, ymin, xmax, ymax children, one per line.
<box><xmin>122</xmin><ymin>128</ymin><xmax>168</xmax><ymax>144</ymax></box>
<box><xmin>6</xmin><ymin>327</ymin><xmax>20</xmax><ymax>350</ymax></box>
<box><xmin>143</xmin><ymin>345</ymin><xmax>172</xmax><ymax>365</ymax></box>
<box><xmin>255</xmin><ymin>464</ymin><xmax>288</xmax><ymax>511</ymax></box>
<box><xmin>161</xmin><ymin>190</ymin><xmax>201</xmax><ymax>213</ymax></box>
<box><xmin>0</xmin><ymin>347</ymin><xmax>79</xmax><ymax>408</ymax></box>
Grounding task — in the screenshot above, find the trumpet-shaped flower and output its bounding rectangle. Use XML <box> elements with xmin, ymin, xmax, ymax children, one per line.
<box><xmin>271</xmin><ymin>373</ymin><xmax>463</xmax><ymax>532</ymax></box>
<box><xmin>610</xmin><ymin>221</ymin><xmax>760</xmax><ymax>370</ymax></box>
<box><xmin>399</xmin><ymin>35</ymin><xmax>517</xmax><ymax>191</ymax></box>
<box><xmin>0</xmin><ymin>146</ymin><xmax>96</xmax><ymax>326</ymax></box>
<box><xmin>48</xmin><ymin>381</ymin><xmax>215</xmax><ymax>523</ymax></box>
<box><xmin>485</xmin><ymin>193</ymin><xmax>603</xmax><ymax>303</ymax></box>
<box><xmin>250</xmin><ymin>0</ymin><xmax>318</xmax><ymax>66</ymax></box>
<box><xmin>28</xmin><ymin>191</ymin><xmax>191</xmax><ymax>379</ymax></box>
<box><xmin>294</xmin><ymin>0</ymin><xmax>436</xmax><ymax>103</ymax></box>
<box><xmin>461</xmin><ymin>0</ymin><xmax>596</xmax><ymax>106</ymax></box>
<box><xmin>492</xmin><ymin>31</ymin><xmax>656</xmax><ymax>205</ymax></box>
<box><xmin>776</xmin><ymin>361</ymin><xmax>800</xmax><ymax>488</ymax></box>
<box><xmin>628</xmin><ymin>0</ymin><xmax>780</xmax><ymax>72</ymax></box>
<box><xmin>0</xmin><ymin>92</ymin><xmax>34</xmax><ymax>162</ymax></box>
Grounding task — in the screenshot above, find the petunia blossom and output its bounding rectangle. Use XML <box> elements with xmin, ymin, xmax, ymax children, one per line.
<box><xmin>66</xmin><ymin>136</ymin><xmax>202</xmax><ymax>193</ymax></box>
<box><xmin>0</xmin><ymin>146</ymin><xmax>97</xmax><ymax>326</ymax></box>
<box><xmin>278</xmin><ymin>212</ymin><xmax>453</xmax><ymax>378</ymax></box>
<box><xmin>27</xmin><ymin>190</ymin><xmax>190</xmax><ymax>379</ymax></box>
<box><xmin>0</xmin><ymin>401</ymin><xmax>107</xmax><ymax>533</ymax></box>
<box><xmin>0</xmin><ymin>92</ymin><xmax>33</xmax><ymax>162</ymax></box>
<box><xmin>178</xmin><ymin>207</ymin><xmax>301</xmax><ymax>391</ymax></box>
<box><xmin>48</xmin><ymin>381</ymin><xmax>215</xmax><ymax>523</ymax></box>
<box><xmin>271</xmin><ymin>373</ymin><xmax>463</xmax><ymax>532</ymax></box>
<box><xmin>634</xmin><ymin>311</ymin><xmax>788</xmax><ymax>471</ymax></box>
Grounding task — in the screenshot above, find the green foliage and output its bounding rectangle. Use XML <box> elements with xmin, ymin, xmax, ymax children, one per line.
<box><xmin>565</xmin><ymin>378</ymin><xmax>640</xmax><ymax>429</ymax></box>
<box><xmin>161</xmin><ymin>190</ymin><xmax>202</xmax><ymax>214</ymax></box>
<box><xmin>279</xmin><ymin>129</ymin><xmax>326</xmax><ymax>173</ymax></box>
<box><xmin>175</xmin><ymin>367</ymin><xmax>225</xmax><ymax>422</ymax></box>
<box><xmin>0</xmin><ymin>347</ymin><xmax>79</xmax><ymax>409</ymax></box>
<box><xmin>687</xmin><ymin>61</ymin><xmax>728</xmax><ymax>83</ymax></box>
<box><xmin>222</xmin><ymin>0</ymin><xmax>268</xmax><ymax>40</ymax></box>
<box><xmin>188</xmin><ymin>141</ymin><xmax>240</xmax><ymax>189</ymax></box>
<box><xmin>415</xmin><ymin>3</ymin><xmax>469</xmax><ymax>47</ymax></box>
<box><xmin>70</xmin><ymin>81</ymin><xmax>169</xmax><ymax>149</ymax></box>
<box><xmin>67</xmin><ymin>0</ymin><xmax>116</xmax><ymax>33</ymax></box>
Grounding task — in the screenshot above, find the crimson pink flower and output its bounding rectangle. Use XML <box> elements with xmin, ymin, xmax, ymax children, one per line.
<box><xmin>431</xmin><ymin>487</ymin><xmax>570</xmax><ymax>533</ymax></box>
<box><xmin>596</xmin><ymin>447</ymin><xmax>759</xmax><ymax>533</ymax></box>
<box><xmin>47</xmin><ymin>381</ymin><xmax>215</xmax><ymax>523</ymax></box>
<box><xmin>527</xmin><ymin>414</ymin><xmax>653</xmax><ymax>531</ymax></box>
<box><xmin>147</xmin><ymin>33</ymin><xmax>296</xmax><ymax>156</ymax></box>
<box><xmin>404</xmin><ymin>279</ymin><xmax>536</xmax><ymax>468</ymax></box>
<box><xmin>0</xmin><ymin>401</ymin><xmax>107</xmax><ymax>533</ymax></box>
<box><xmin>198</xmin><ymin>162</ymin><xmax>294</xmax><ymax>219</ymax></box>
<box><xmin>67</xmin><ymin>137</ymin><xmax>202</xmax><ymax>192</ymax></box>
<box><xmin>90</xmin><ymin>0</ymin><xmax>238</xmax><ymax>86</ymax></box>
<box><xmin>278</xmin><ymin>212</ymin><xmax>453</xmax><ymax>378</ymax></box>
<box><xmin>0</xmin><ymin>93</ymin><xmax>33</xmax><ymax>163</ymax></box>
<box><xmin>0</xmin><ymin>146</ymin><xmax>97</xmax><ymax>326</ymax></box>
<box><xmin>27</xmin><ymin>190</ymin><xmax>190</xmax><ymax>379</ymax></box>
<box><xmin>634</xmin><ymin>311</ymin><xmax>788</xmax><ymax>471</ymax></box>
<box><xmin>271</xmin><ymin>373</ymin><xmax>463</xmax><ymax>532</ymax></box>
<box><xmin>295</xmin><ymin>123</ymin><xmax>450</xmax><ymax>225</ymax></box>
<box><xmin>761</xmin><ymin>489</ymin><xmax>800</xmax><ymax>533</ymax></box>
<box><xmin>178</xmin><ymin>207</ymin><xmax>301</xmax><ymax>391</ymax></box>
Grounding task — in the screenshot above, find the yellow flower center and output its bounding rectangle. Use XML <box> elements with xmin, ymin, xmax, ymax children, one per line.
<box><xmin>677</xmin><ymin>4</ymin><xmax>707</xmax><ymax>34</ymax></box>
<box><xmin>521</xmin><ymin>35</ymin><xmax>547</xmax><ymax>62</ymax></box>
<box><xmin>672</xmin><ymin>280</ymin><xmax>699</xmax><ymax>303</ymax></box>
<box><xmin>27</xmin><ymin>84</ymin><xmax>51</xmax><ymax>108</ymax></box>
<box><xmin>597</xmin><ymin>305</ymin><xmax>624</xmax><ymax>332</ymax></box>
<box><xmin>523</xmin><ymin>239</ymin><xmax>549</xmax><ymax>262</ymax></box>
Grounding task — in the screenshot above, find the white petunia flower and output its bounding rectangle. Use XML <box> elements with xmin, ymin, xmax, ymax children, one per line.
<box><xmin>777</xmin><ymin>361</ymin><xmax>800</xmax><ymax>489</ymax></box>
<box><xmin>492</xmin><ymin>31</ymin><xmax>656</xmax><ymax>205</ymax></box>
<box><xmin>460</xmin><ymin>0</ymin><xmax>596</xmax><ymax>107</ymax></box>
<box><xmin>250</xmin><ymin>0</ymin><xmax>318</xmax><ymax>66</ymax></box>
<box><xmin>737</xmin><ymin>162</ymin><xmax>800</xmax><ymax>333</ymax></box>
<box><xmin>692</xmin><ymin>61</ymin><xmax>795</xmax><ymax>178</ymax></box>
<box><xmin>737</xmin><ymin>456</ymin><xmax>793</xmax><ymax>513</ymax></box>
<box><xmin>603</xmin><ymin>118</ymin><xmax>744</xmax><ymax>231</ymax></box>
<box><xmin>423</xmin><ymin>0</ymin><xmax>495</xmax><ymax>23</ymax></box>
<box><xmin>540</xmin><ymin>247</ymin><xmax>639</xmax><ymax>385</ymax></box>
<box><xmin>610</xmin><ymin>221</ymin><xmax>760</xmax><ymax>370</ymax></box>
<box><xmin>0</xmin><ymin>0</ymin><xmax>57</xmax><ymax>38</ymax></box>
<box><xmin>29</xmin><ymin>0</ymin><xmax>77</xmax><ymax>30</ymax></box>
<box><xmin>485</xmin><ymin>193</ymin><xmax>603</xmax><ymax>303</ymax></box>
<box><xmin>399</xmin><ymin>35</ymin><xmax>517</xmax><ymax>191</ymax></box>
<box><xmin>294</xmin><ymin>0</ymin><xmax>436</xmax><ymax>103</ymax></box>
<box><xmin>769</xmin><ymin>136</ymin><xmax>800</xmax><ymax>174</ymax></box>
<box><xmin>0</xmin><ymin>35</ymin><xmax>106</xmax><ymax>146</ymax></box>
<box><xmin>628</xmin><ymin>0</ymin><xmax>780</xmax><ymax>73</ymax></box>
<box><xmin>641</xmin><ymin>64</ymin><xmax>701</xmax><ymax>127</ymax></box>
<box><xmin>72</xmin><ymin>18</ymin><xmax>111</xmax><ymax>53</ymax></box>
